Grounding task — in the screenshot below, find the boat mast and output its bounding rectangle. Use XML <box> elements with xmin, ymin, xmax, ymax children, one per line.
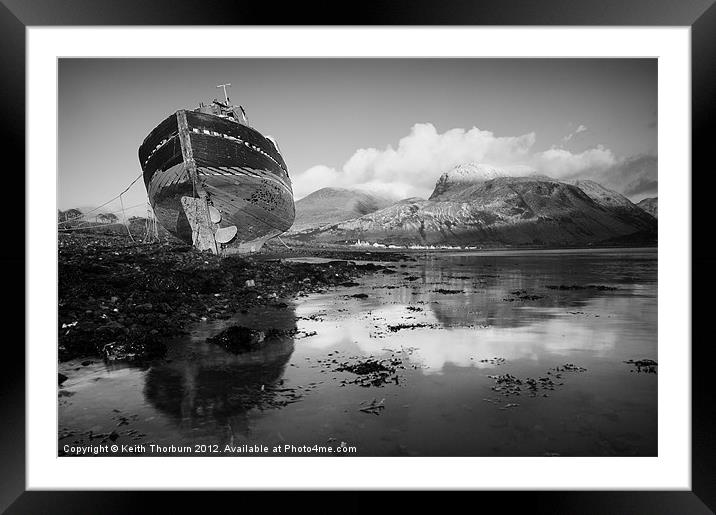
<box><xmin>217</xmin><ymin>83</ymin><xmax>231</xmax><ymax>104</ymax></box>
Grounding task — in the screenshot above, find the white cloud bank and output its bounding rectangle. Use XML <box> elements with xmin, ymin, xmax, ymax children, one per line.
<box><xmin>292</xmin><ymin>122</ymin><xmax>656</xmax><ymax>201</ymax></box>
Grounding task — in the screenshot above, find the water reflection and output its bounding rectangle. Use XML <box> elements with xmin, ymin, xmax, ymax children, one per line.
<box><xmin>295</xmin><ymin>250</ymin><xmax>656</xmax><ymax>373</ymax></box>
<box><xmin>144</xmin><ymin>339</ymin><xmax>294</xmax><ymax>436</ymax></box>
<box><xmin>59</xmin><ymin>248</ymin><xmax>657</xmax><ymax>456</ymax></box>
<box><xmin>143</xmin><ymin>303</ymin><xmax>297</xmax><ymax>441</ymax></box>
<box><xmin>296</xmin><ymin>297</ymin><xmax>652</xmax><ymax>372</ymax></box>
<box><xmin>358</xmin><ymin>249</ymin><xmax>656</xmax><ymax>330</ymax></box>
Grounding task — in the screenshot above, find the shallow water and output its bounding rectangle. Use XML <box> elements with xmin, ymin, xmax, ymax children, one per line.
<box><xmin>59</xmin><ymin>247</ymin><xmax>657</xmax><ymax>457</ymax></box>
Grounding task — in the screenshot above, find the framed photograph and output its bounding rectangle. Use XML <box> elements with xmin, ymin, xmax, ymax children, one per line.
<box><xmin>5</xmin><ymin>0</ymin><xmax>714</xmax><ymax>512</ymax></box>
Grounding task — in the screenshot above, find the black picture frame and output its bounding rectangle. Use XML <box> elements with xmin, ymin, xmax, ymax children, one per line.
<box><xmin>3</xmin><ymin>0</ymin><xmax>714</xmax><ymax>512</ymax></box>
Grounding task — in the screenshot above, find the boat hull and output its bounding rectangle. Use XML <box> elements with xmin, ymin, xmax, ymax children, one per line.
<box><xmin>139</xmin><ymin>110</ymin><xmax>295</xmax><ymax>253</ymax></box>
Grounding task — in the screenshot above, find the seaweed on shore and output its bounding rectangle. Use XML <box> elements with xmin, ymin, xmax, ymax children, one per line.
<box><xmin>58</xmin><ymin>232</ymin><xmax>389</xmax><ymax>362</ymax></box>
<box><xmin>487</xmin><ymin>363</ymin><xmax>588</xmax><ymax>400</ymax></box>
<box><xmin>386</xmin><ymin>323</ymin><xmax>434</xmax><ymax>332</ymax></box>
<box><xmin>335</xmin><ymin>357</ymin><xmax>404</xmax><ymax>387</ymax></box>
<box><xmin>505</xmin><ymin>289</ymin><xmax>544</xmax><ymax>301</ymax></box>
<box><xmin>624</xmin><ymin>359</ymin><xmax>658</xmax><ymax>374</ymax></box>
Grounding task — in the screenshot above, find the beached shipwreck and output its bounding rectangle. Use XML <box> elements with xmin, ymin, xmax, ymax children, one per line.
<box><xmin>138</xmin><ymin>89</ymin><xmax>295</xmax><ymax>254</ymax></box>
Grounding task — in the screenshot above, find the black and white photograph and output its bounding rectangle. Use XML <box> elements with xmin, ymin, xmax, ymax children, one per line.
<box><xmin>56</xmin><ymin>57</ymin><xmax>659</xmax><ymax>458</ymax></box>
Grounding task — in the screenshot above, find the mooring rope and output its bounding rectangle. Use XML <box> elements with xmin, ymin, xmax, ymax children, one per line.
<box><xmin>275</xmin><ymin>235</ymin><xmax>291</xmax><ymax>249</ymax></box>
<box><xmin>119</xmin><ymin>193</ymin><xmax>135</xmax><ymax>243</ymax></box>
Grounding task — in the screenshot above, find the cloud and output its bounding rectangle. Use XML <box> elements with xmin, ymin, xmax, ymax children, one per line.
<box><xmin>291</xmin><ymin>122</ymin><xmax>656</xmax><ymax>201</ymax></box>
<box><xmin>533</xmin><ymin>147</ymin><xmax>657</xmax><ymax>200</ymax></box>
<box><xmin>291</xmin><ymin>165</ymin><xmax>341</xmax><ymax>199</ymax></box>
<box><xmin>293</xmin><ymin>123</ymin><xmax>535</xmax><ymax>199</ymax></box>
<box><xmin>532</xmin><ymin>145</ymin><xmax>617</xmax><ymax>177</ymax></box>
<box><xmin>342</xmin><ymin>124</ymin><xmax>535</xmax><ymax>194</ymax></box>
<box><xmin>562</xmin><ymin>124</ymin><xmax>588</xmax><ymax>142</ymax></box>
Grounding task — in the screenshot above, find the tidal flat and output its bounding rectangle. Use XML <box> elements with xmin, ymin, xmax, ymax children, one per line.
<box><xmin>59</xmin><ymin>240</ymin><xmax>657</xmax><ymax>457</ymax></box>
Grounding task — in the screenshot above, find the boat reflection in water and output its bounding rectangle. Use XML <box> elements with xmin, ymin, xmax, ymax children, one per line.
<box><xmin>143</xmin><ymin>304</ymin><xmax>297</xmax><ymax>446</ymax></box>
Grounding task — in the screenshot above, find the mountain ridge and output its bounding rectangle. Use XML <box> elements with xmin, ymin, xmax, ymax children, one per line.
<box><xmin>287</xmin><ymin>165</ymin><xmax>657</xmax><ymax>247</ymax></box>
<box><xmin>636</xmin><ymin>197</ymin><xmax>658</xmax><ymax>218</ymax></box>
<box><xmin>291</xmin><ymin>187</ymin><xmax>395</xmax><ymax>231</ymax></box>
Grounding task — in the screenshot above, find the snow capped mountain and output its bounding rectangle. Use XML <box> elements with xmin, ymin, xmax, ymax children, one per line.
<box><xmin>288</xmin><ymin>164</ymin><xmax>657</xmax><ymax>247</ymax></box>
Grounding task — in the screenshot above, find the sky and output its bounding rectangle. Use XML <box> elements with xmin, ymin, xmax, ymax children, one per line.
<box><xmin>58</xmin><ymin>58</ymin><xmax>657</xmax><ymax>216</ymax></box>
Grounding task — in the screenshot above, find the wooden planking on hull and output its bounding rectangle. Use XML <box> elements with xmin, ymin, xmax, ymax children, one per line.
<box><xmin>189</xmin><ymin>132</ymin><xmax>288</xmax><ymax>183</ymax></box>
<box><xmin>196</xmin><ymin>164</ymin><xmax>294</xmax><ymax>203</ymax></box>
<box><xmin>142</xmin><ymin>138</ymin><xmax>183</xmax><ymax>190</ymax></box>
<box><xmin>138</xmin><ymin>112</ymin><xmax>179</xmax><ymax>165</ymax></box>
<box><xmin>149</xmin><ymin>161</ymin><xmax>292</xmax><ymax>246</ymax></box>
<box><xmin>201</xmin><ymin>180</ymin><xmax>290</xmax><ymax>241</ymax></box>
<box><xmin>148</xmin><ymin>162</ymin><xmax>192</xmax><ymax>202</ymax></box>
<box><xmin>146</xmin><ymin>162</ymin><xmax>194</xmax><ymax>242</ymax></box>
<box><xmin>140</xmin><ymin>106</ymin><xmax>295</xmax><ymax>253</ymax></box>
<box><xmin>201</xmin><ymin>171</ymin><xmax>293</xmax><ymax>218</ymax></box>
<box><xmin>185</xmin><ymin>110</ymin><xmax>287</xmax><ymax>172</ymax></box>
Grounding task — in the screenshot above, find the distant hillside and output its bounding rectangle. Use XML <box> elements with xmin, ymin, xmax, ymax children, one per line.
<box><xmin>286</xmin><ymin>165</ymin><xmax>657</xmax><ymax>247</ymax></box>
<box><xmin>571</xmin><ymin>180</ymin><xmax>656</xmax><ymax>227</ymax></box>
<box><xmin>291</xmin><ymin>187</ymin><xmax>395</xmax><ymax>231</ymax></box>
<box><xmin>636</xmin><ymin>197</ymin><xmax>658</xmax><ymax>218</ymax></box>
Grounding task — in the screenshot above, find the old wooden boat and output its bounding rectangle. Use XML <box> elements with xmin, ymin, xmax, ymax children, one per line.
<box><xmin>138</xmin><ymin>87</ymin><xmax>295</xmax><ymax>254</ymax></box>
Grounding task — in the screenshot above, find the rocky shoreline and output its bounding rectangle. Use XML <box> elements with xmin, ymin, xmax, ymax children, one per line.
<box><xmin>58</xmin><ymin>232</ymin><xmax>408</xmax><ymax>363</ymax></box>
